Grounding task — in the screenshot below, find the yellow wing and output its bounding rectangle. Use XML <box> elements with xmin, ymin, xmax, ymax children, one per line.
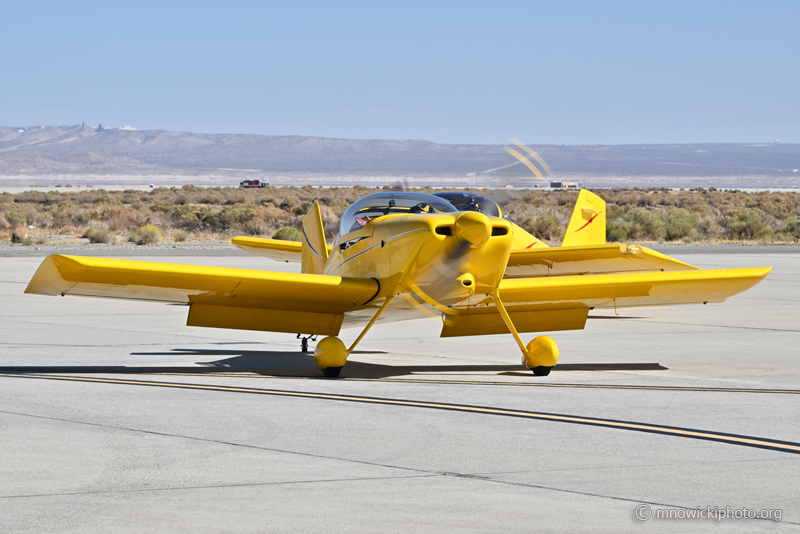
<box><xmin>25</xmin><ymin>255</ymin><xmax>378</xmax><ymax>336</ymax></box>
<box><xmin>504</xmin><ymin>243</ymin><xmax>698</xmax><ymax>278</ymax></box>
<box><xmin>442</xmin><ymin>266</ymin><xmax>771</xmax><ymax>337</ymax></box>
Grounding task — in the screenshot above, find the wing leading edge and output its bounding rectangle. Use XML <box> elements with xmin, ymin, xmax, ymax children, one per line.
<box><xmin>441</xmin><ymin>266</ymin><xmax>771</xmax><ymax>337</ymax></box>
<box><xmin>25</xmin><ymin>255</ymin><xmax>379</xmax><ymax>336</ymax></box>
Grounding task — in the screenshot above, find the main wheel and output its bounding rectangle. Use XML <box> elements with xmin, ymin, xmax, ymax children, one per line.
<box><xmin>532</xmin><ymin>366</ymin><xmax>552</xmax><ymax>377</ymax></box>
<box><xmin>523</xmin><ymin>336</ymin><xmax>559</xmax><ymax>371</ymax></box>
<box><xmin>322</xmin><ymin>366</ymin><xmax>343</xmax><ymax>378</ymax></box>
<box><xmin>314</xmin><ymin>336</ymin><xmax>348</xmax><ymax>377</ymax></box>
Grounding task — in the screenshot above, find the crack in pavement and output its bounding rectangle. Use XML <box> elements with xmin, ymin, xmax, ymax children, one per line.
<box><xmin>0</xmin><ymin>474</ymin><xmax>437</xmax><ymax>500</ymax></box>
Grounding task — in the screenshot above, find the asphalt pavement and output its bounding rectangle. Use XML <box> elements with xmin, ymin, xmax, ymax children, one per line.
<box><xmin>1</xmin><ymin>250</ymin><xmax>798</xmax><ymax>532</ymax></box>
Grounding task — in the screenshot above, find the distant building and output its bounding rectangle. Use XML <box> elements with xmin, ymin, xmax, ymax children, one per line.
<box><xmin>550</xmin><ymin>181</ymin><xmax>581</xmax><ymax>189</ymax></box>
<box><xmin>120</xmin><ymin>125</ymin><xmax>136</xmax><ymax>131</ymax></box>
<box><xmin>239</xmin><ymin>179</ymin><xmax>269</xmax><ymax>188</ymax></box>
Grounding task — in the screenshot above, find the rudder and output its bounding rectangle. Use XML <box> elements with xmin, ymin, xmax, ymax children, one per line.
<box><xmin>561</xmin><ymin>189</ymin><xmax>606</xmax><ymax>247</ymax></box>
<box><xmin>301</xmin><ymin>202</ymin><xmax>329</xmax><ymax>274</ymax></box>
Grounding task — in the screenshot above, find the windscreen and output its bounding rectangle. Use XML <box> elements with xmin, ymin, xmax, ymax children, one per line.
<box><xmin>433</xmin><ymin>192</ymin><xmax>502</xmax><ymax>217</ymax></box>
<box><xmin>339</xmin><ymin>192</ymin><xmax>458</xmax><ymax>236</ymax></box>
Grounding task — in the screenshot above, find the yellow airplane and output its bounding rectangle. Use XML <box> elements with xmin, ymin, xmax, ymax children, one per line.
<box><xmin>25</xmin><ymin>189</ymin><xmax>770</xmax><ymax>377</ymax></box>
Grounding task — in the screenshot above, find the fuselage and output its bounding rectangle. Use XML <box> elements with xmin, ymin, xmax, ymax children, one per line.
<box><xmin>320</xmin><ymin>192</ymin><xmax>514</xmax><ymax>327</ymax></box>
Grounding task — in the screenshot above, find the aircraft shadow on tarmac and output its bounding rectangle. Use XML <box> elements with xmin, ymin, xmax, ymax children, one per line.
<box><xmin>0</xmin><ymin>348</ymin><xmax>666</xmax><ymax>378</ymax></box>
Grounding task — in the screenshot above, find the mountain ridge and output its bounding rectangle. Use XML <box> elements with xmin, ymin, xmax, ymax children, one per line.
<box><xmin>1</xmin><ymin>125</ymin><xmax>798</xmax><ymax>188</ymax></box>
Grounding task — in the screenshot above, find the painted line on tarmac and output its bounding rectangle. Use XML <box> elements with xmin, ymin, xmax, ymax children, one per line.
<box><xmin>2</xmin><ymin>367</ymin><xmax>798</xmax><ymax>394</ymax></box>
<box><xmin>3</xmin><ymin>372</ymin><xmax>800</xmax><ymax>456</ymax></box>
<box><xmin>149</xmin><ymin>373</ymin><xmax>800</xmax><ymax>395</ymax></box>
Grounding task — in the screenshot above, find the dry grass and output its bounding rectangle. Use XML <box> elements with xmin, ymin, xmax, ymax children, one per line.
<box><xmin>1</xmin><ymin>185</ymin><xmax>798</xmax><ymax>245</ymax></box>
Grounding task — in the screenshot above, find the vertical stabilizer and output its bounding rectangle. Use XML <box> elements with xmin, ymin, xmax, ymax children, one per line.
<box><xmin>301</xmin><ymin>202</ymin><xmax>329</xmax><ymax>274</ymax></box>
<box><xmin>561</xmin><ymin>190</ymin><xmax>606</xmax><ymax>247</ymax></box>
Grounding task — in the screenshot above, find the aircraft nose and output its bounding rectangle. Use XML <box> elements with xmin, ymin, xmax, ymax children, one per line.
<box><xmin>454</xmin><ymin>212</ymin><xmax>491</xmax><ymax>248</ymax></box>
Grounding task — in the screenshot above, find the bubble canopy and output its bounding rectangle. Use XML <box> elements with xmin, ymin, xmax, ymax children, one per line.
<box><xmin>339</xmin><ymin>192</ymin><xmax>457</xmax><ymax>237</ymax></box>
<box><xmin>433</xmin><ymin>192</ymin><xmax>501</xmax><ymax>218</ymax></box>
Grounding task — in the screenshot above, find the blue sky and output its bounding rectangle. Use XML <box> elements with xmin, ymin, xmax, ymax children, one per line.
<box><xmin>1</xmin><ymin>0</ymin><xmax>798</xmax><ymax>144</ymax></box>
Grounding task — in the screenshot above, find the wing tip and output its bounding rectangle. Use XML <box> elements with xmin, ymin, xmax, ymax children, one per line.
<box><xmin>25</xmin><ymin>254</ymin><xmax>85</xmax><ymax>296</ymax></box>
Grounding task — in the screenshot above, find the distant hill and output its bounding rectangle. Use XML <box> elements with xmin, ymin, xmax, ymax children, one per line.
<box><xmin>1</xmin><ymin>125</ymin><xmax>798</xmax><ymax>188</ymax></box>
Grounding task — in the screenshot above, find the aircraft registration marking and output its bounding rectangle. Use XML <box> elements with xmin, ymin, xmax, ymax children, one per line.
<box><xmin>3</xmin><ymin>373</ymin><xmax>800</xmax><ymax>455</ymax></box>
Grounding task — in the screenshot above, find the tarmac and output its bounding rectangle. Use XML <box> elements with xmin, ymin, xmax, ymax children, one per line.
<box><xmin>1</xmin><ymin>248</ymin><xmax>798</xmax><ymax>532</ymax></box>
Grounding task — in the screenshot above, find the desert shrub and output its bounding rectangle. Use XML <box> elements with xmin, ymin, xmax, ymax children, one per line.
<box><xmin>171</xmin><ymin>204</ymin><xmax>202</xmax><ymax>224</ymax></box>
<box><xmin>293</xmin><ymin>201</ymin><xmax>313</xmax><ymax>216</ymax></box>
<box><xmin>132</xmin><ymin>224</ymin><xmax>163</xmax><ymax>245</ymax></box>
<box><xmin>150</xmin><ymin>201</ymin><xmax>173</xmax><ymax>212</ymax></box>
<box><xmin>218</xmin><ymin>206</ymin><xmax>257</xmax><ymax>227</ymax></box>
<box><xmin>199</xmin><ymin>190</ymin><xmax>225</xmax><ymax>204</ymax></box>
<box><xmin>663</xmin><ymin>209</ymin><xmax>698</xmax><ymax>241</ymax></box>
<box><xmin>784</xmin><ymin>217</ymin><xmax>800</xmax><ymax>240</ymax></box>
<box><xmin>106</xmin><ymin>209</ymin><xmax>149</xmax><ymax>231</ymax></box>
<box><xmin>47</xmin><ymin>201</ymin><xmax>87</xmax><ymax>227</ymax></box>
<box><xmin>609</xmin><ymin>207</ymin><xmax>665</xmax><ymax>241</ymax></box>
<box><xmin>3</xmin><ymin>208</ymin><xmax>26</xmax><ymax>227</ymax></box>
<box><xmin>85</xmin><ymin>228</ymin><xmax>114</xmax><ymax>244</ymax></box>
<box><xmin>272</xmin><ymin>227</ymin><xmax>302</xmax><ymax>241</ymax></box>
<box><xmin>10</xmin><ymin>231</ymin><xmax>33</xmax><ymax>245</ymax></box>
<box><xmin>521</xmin><ymin>215</ymin><xmax>562</xmax><ymax>240</ymax></box>
<box><xmin>723</xmin><ymin>210</ymin><xmax>773</xmax><ymax>240</ymax></box>
<box><xmin>173</xmin><ymin>230</ymin><xmax>189</xmax><ymax>242</ymax></box>
<box><xmin>280</xmin><ymin>196</ymin><xmax>298</xmax><ymax>210</ymax></box>
<box><xmin>242</xmin><ymin>220</ymin><xmax>267</xmax><ymax>236</ymax></box>
<box><xmin>30</xmin><ymin>210</ymin><xmax>53</xmax><ymax>228</ymax></box>
<box><xmin>606</xmin><ymin>225</ymin><xmax>628</xmax><ymax>242</ymax></box>
<box><xmin>197</xmin><ymin>208</ymin><xmax>223</xmax><ymax>229</ymax></box>
<box><xmin>0</xmin><ymin>213</ymin><xmax>9</xmax><ymax>230</ymax></box>
<box><xmin>223</xmin><ymin>193</ymin><xmax>247</xmax><ymax>205</ymax></box>
<box><xmin>697</xmin><ymin>215</ymin><xmax>723</xmax><ymax>239</ymax></box>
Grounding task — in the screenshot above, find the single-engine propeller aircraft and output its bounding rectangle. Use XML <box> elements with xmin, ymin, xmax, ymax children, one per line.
<box><xmin>26</xmin><ymin>190</ymin><xmax>771</xmax><ymax>377</ymax></box>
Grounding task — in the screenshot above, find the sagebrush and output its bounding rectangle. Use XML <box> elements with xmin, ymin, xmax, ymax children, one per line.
<box><xmin>2</xmin><ymin>186</ymin><xmax>798</xmax><ymax>245</ymax></box>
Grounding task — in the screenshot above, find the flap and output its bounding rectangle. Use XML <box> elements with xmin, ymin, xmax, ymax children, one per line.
<box><xmin>441</xmin><ymin>308</ymin><xmax>588</xmax><ymax>337</ymax></box>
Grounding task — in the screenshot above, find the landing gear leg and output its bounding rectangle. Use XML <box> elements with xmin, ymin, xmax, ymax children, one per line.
<box><xmin>313</xmin><ymin>292</ymin><xmax>399</xmax><ymax>378</ymax></box>
<box><xmin>297</xmin><ymin>334</ymin><xmax>317</xmax><ymax>353</ymax></box>
<box><xmin>490</xmin><ymin>290</ymin><xmax>559</xmax><ymax>377</ymax></box>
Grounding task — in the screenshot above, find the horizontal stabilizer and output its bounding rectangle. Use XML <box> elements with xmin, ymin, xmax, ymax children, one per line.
<box><xmin>230</xmin><ymin>236</ymin><xmax>334</xmax><ymax>263</ymax></box>
<box><xmin>509</xmin><ymin>221</ymin><xmax>549</xmax><ymax>250</ymax></box>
